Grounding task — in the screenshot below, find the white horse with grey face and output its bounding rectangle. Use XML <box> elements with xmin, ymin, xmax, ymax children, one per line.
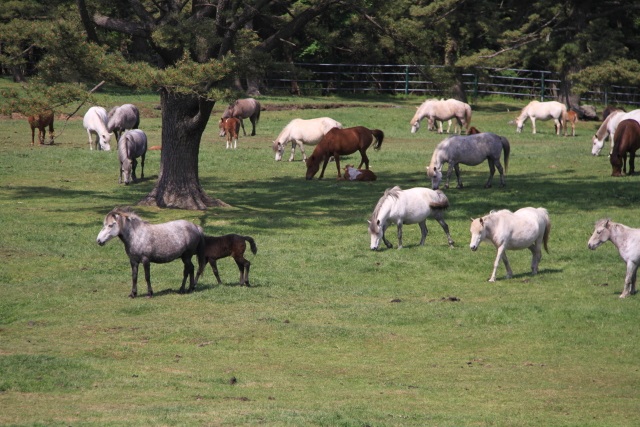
<box><xmin>591</xmin><ymin>109</ymin><xmax>640</xmax><ymax>156</ymax></box>
<box><xmin>588</xmin><ymin>218</ymin><xmax>640</xmax><ymax>298</ymax></box>
<box><xmin>368</xmin><ymin>186</ymin><xmax>454</xmax><ymax>250</ymax></box>
<box><xmin>83</xmin><ymin>106</ymin><xmax>112</xmax><ymax>150</ymax></box>
<box><xmin>118</xmin><ymin>129</ymin><xmax>147</xmax><ymax>185</ymax></box>
<box><xmin>272</xmin><ymin>117</ymin><xmax>342</xmax><ymax>161</ymax></box>
<box><xmin>469</xmin><ymin>207</ymin><xmax>551</xmax><ymax>282</ymax></box>
<box><xmin>515</xmin><ymin>100</ymin><xmax>566</xmax><ymax>135</ymax></box>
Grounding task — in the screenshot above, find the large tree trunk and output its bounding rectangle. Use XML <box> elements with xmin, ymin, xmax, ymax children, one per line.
<box><xmin>138</xmin><ymin>90</ymin><xmax>229</xmax><ymax>210</ymax></box>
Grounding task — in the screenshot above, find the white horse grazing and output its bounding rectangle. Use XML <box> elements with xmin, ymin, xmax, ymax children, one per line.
<box><xmin>592</xmin><ymin>109</ymin><xmax>640</xmax><ymax>156</ymax></box>
<box><xmin>515</xmin><ymin>100</ymin><xmax>566</xmax><ymax>135</ymax></box>
<box><xmin>368</xmin><ymin>186</ymin><xmax>455</xmax><ymax>250</ymax></box>
<box><xmin>272</xmin><ymin>117</ymin><xmax>342</xmax><ymax>161</ymax></box>
<box><xmin>410</xmin><ymin>98</ymin><xmax>472</xmax><ymax>134</ymax></box>
<box><xmin>588</xmin><ymin>219</ymin><xmax>640</xmax><ymax>298</ymax></box>
<box><xmin>108</xmin><ymin>104</ymin><xmax>140</xmax><ymax>144</ymax></box>
<box><xmin>83</xmin><ymin>106</ymin><xmax>112</xmax><ymax>151</ymax></box>
<box><xmin>469</xmin><ymin>207</ymin><xmax>551</xmax><ymax>282</ymax></box>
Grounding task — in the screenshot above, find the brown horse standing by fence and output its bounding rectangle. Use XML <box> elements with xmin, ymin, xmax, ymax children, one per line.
<box><xmin>195</xmin><ymin>234</ymin><xmax>257</xmax><ymax>286</ymax></box>
<box><xmin>219</xmin><ymin>117</ymin><xmax>241</xmax><ymax>149</ymax></box>
<box><xmin>28</xmin><ymin>111</ymin><xmax>55</xmax><ymax>145</ymax></box>
<box><xmin>610</xmin><ymin>119</ymin><xmax>640</xmax><ymax>177</ymax></box>
<box><xmin>305</xmin><ymin>126</ymin><xmax>384</xmax><ymax>180</ymax></box>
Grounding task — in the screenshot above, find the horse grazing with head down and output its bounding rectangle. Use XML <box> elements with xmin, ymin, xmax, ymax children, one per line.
<box><xmin>515</xmin><ymin>100</ymin><xmax>566</xmax><ymax>135</ymax></box>
<box><xmin>368</xmin><ymin>186</ymin><xmax>454</xmax><ymax>250</ymax></box>
<box><xmin>96</xmin><ymin>208</ymin><xmax>205</xmax><ymax>298</ymax></box>
<box><xmin>592</xmin><ymin>109</ymin><xmax>640</xmax><ymax>156</ymax></box>
<box><xmin>222</xmin><ymin>98</ymin><xmax>261</xmax><ymax>136</ymax></box>
<box><xmin>28</xmin><ymin>111</ymin><xmax>55</xmax><ymax>145</ymax></box>
<box><xmin>470</xmin><ymin>207</ymin><xmax>551</xmax><ymax>282</ymax></box>
<box><xmin>305</xmin><ymin>126</ymin><xmax>384</xmax><ymax>180</ymax></box>
<box><xmin>83</xmin><ymin>106</ymin><xmax>112</xmax><ymax>151</ymax></box>
<box><xmin>272</xmin><ymin>117</ymin><xmax>342</xmax><ymax>161</ymax></box>
<box><xmin>118</xmin><ymin>130</ymin><xmax>147</xmax><ymax>185</ymax></box>
<box><xmin>108</xmin><ymin>104</ymin><xmax>140</xmax><ymax>144</ymax></box>
<box><xmin>195</xmin><ymin>234</ymin><xmax>257</xmax><ymax>286</ymax></box>
<box><xmin>218</xmin><ymin>117</ymin><xmax>240</xmax><ymax>149</ymax></box>
<box><xmin>588</xmin><ymin>218</ymin><xmax>640</xmax><ymax>298</ymax></box>
<box><xmin>427</xmin><ymin>132</ymin><xmax>510</xmax><ymax>190</ymax></box>
<box><xmin>610</xmin><ymin>119</ymin><xmax>640</xmax><ymax>177</ymax></box>
<box><xmin>410</xmin><ymin>98</ymin><xmax>472</xmax><ymax>134</ymax></box>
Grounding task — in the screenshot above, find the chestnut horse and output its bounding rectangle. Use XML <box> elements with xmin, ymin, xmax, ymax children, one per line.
<box><xmin>195</xmin><ymin>234</ymin><xmax>258</xmax><ymax>286</ymax></box>
<box><xmin>610</xmin><ymin>119</ymin><xmax>640</xmax><ymax>177</ymax></box>
<box><xmin>556</xmin><ymin>110</ymin><xmax>578</xmax><ymax>136</ymax></box>
<box><xmin>340</xmin><ymin>164</ymin><xmax>377</xmax><ymax>181</ymax></box>
<box><xmin>219</xmin><ymin>117</ymin><xmax>240</xmax><ymax>149</ymax></box>
<box><xmin>305</xmin><ymin>126</ymin><xmax>384</xmax><ymax>180</ymax></box>
<box><xmin>28</xmin><ymin>111</ymin><xmax>55</xmax><ymax>145</ymax></box>
<box><xmin>468</xmin><ymin>126</ymin><xmax>481</xmax><ymax>135</ymax></box>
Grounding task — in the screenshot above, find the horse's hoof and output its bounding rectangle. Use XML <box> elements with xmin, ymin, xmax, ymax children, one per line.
<box><xmin>129</xmin><ymin>293</ymin><xmax>137</xmax><ymax>298</ymax></box>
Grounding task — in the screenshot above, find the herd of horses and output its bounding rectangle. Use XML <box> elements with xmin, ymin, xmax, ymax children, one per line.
<box><xmin>24</xmin><ymin>96</ymin><xmax>638</xmax><ymax>299</ymax></box>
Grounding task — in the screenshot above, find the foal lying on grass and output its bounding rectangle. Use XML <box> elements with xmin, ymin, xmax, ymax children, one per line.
<box><xmin>195</xmin><ymin>234</ymin><xmax>257</xmax><ymax>286</ymax></box>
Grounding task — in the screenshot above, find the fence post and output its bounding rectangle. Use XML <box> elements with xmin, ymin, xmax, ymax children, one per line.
<box><xmin>540</xmin><ymin>72</ymin><xmax>545</xmax><ymax>102</ymax></box>
<box><xmin>474</xmin><ymin>73</ymin><xmax>478</xmax><ymax>98</ymax></box>
<box><xmin>405</xmin><ymin>66</ymin><xmax>409</xmax><ymax>95</ymax></box>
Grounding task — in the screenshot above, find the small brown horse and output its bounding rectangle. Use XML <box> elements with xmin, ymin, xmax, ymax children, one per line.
<box><xmin>467</xmin><ymin>126</ymin><xmax>481</xmax><ymax>135</ymax></box>
<box><xmin>340</xmin><ymin>164</ymin><xmax>377</xmax><ymax>181</ymax></box>
<box><xmin>557</xmin><ymin>110</ymin><xmax>578</xmax><ymax>136</ymax></box>
<box><xmin>222</xmin><ymin>98</ymin><xmax>260</xmax><ymax>136</ymax></box>
<box><xmin>28</xmin><ymin>111</ymin><xmax>55</xmax><ymax>145</ymax></box>
<box><xmin>305</xmin><ymin>126</ymin><xmax>384</xmax><ymax>180</ymax></box>
<box><xmin>219</xmin><ymin>117</ymin><xmax>241</xmax><ymax>149</ymax></box>
<box><xmin>195</xmin><ymin>234</ymin><xmax>257</xmax><ymax>286</ymax></box>
<box><xmin>610</xmin><ymin>119</ymin><xmax>640</xmax><ymax>177</ymax></box>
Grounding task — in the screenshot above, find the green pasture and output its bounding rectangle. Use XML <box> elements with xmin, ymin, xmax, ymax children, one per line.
<box><xmin>1</xmin><ymin>85</ymin><xmax>639</xmax><ymax>426</ymax></box>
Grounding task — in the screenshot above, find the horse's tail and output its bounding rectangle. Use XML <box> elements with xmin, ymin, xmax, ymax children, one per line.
<box><xmin>542</xmin><ymin>210</ymin><xmax>551</xmax><ymax>253</ymax></box>
<box><xmin>254</xmin><ymin>100</ymin><xmax>261</xmax><ymax>123</ymax></box>
<box><xmin>465</xmin><ymin>105</ymin><xmax>472</xmax><ymax>131</ymax></box>
<box><xmin>501</xmin><ymin>137</ymin><xmax>510</xmax><ymax>174</ymax></box>
<box><xmin>429</xmin><ymin>190</ymin><xmax>449</xmax><ymax>210</ymax></box>
<box><xmin>371</xmin><ymin>129</ymin><xmax>384</xmax><ymax>150</ymax></box>
<box><xmin>194</xmin><ymin>232</ymin><xmax>207</xmax><ymax>285</ymax></box>
<box><xmin>244</xmin><ymin>236</ymin><xmax>258</xmax><ymax>255</ymax></box>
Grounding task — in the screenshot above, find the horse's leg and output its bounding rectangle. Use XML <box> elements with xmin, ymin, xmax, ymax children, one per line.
<box><xmin>140</xmin><ymin>154</ymin><xmax>145</xmax><ymax>180</ymax></box>
<box><xmin>381</xmin><ymin>224</ymin><xmax>393</xmax><ymax>249</ymax></box>
<box><xmin>129</xmin><ymin>260</ymin><xmax>139</xmax><ymax>298</ymax></box>
<box><xmin>621</xmin><ymin>261</ymin><xmax>638</xmax><ymax>298</ymax></box>
<box><xmin>418</xmin><ymin>221</ymin><xmax>428</xmax><ymax>246</ymax></box>
<box><xmin>132</xmin><ymin>158</ymin><xmax>138</xmax><ymax>181</ymax></box>
<box><xmin>453</xmin><ymin>163</ymin><xmax>464</xmax><ymax>189</ymax></box>
<box><xmin>87</xmin><ymin>129</ymin><xmax>94</xmax><ymax>150</ymax></box>
<box><xmin>485</xmin><ymin>159</ymin><xmax>496</xmax><ymax>188</ymax></box>
<box><xmin>31</xmin><ymin>127</ymin><xmax>35</xmax><ymax>145</ymax></box>
<box><xmin>142</xmin><ymin>261</ymin><xmax>153</xmax><ymax>297</ymax></box>
<box><xmin>554</xmin><ymin>118</ymin><xmax>561</xmax><ymax>136</ymax></box>
<box><xmin>396</xmin><ymin>222</ymin><xmax>404</xmax><ymax>249</ymax></box>
<box><xmin>357</xmin><ymin>150</ymin><xmax>369</xmax><ymax>170</ymax></box>
<box><xmin>239</xmin><ymin>118</ymin><xmax>247</xmax><ymax>136</ymax></box>
<box><xmin>529</xmin><ymin>243</ymin><xmax>542</xmax><ymax>275</ymax></box>
<box><xmin>318</xmin><ymin>156</ymin><xmax>331</xmax><ymax>179</ymax></box>
<box><xmin>250</xmin><ymin>117</ymin><xmax>256</xmax><ymax>136</ymax></box>
<box><xmin>334</xmin><ymin>154</ymin><xmax>343</xmax><ymax>178</ymax></box>
<box><xmin>433</xmin><ymin>211</ymin><xmax>455</xmax><ymax>247</ymax></box>
<box><xmin>489</xmin><ymin>245</ymin><xmax>509</xmax><ymax>282</ymax></box>
<box><xmin>289</xmin><ymin>141</ymin><xmax>298</xmax><ymax>162</ymax></box>
<box><xmin>531</xmin><ymin>117</ymin><xmax>536</xmax><ymax>134</ymax></box>
<box><xmin>234</xmin><ymin>256</ymin><xmax>250</xmax><ymax>285</ymax></box>
<box><xmin>210</xmin><ymin>259</ymin><xmax>222</xmax><ymax>284</ymax></box>
<box><xmin>629</xmin><ymin>152</ymin><xmax>636</xmax><ymax>175</ymax></box>
<box><xmin>494</xmin><ymin>159</ymin><xmax>505</xmax><ymax>188</ymax></box>
<box><xmin>182</xmin><ymin>256</ymin><xmax>196</xmax><ymax>292</ymax></box>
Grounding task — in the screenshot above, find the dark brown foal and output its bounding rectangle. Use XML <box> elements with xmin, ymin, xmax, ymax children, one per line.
<box><xmin>195</xmin><ymin>234</ymin><xmax>257</xmax><ymax>286</ymax></box>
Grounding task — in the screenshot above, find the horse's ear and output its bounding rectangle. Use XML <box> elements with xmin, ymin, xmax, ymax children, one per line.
<box><xmin>367</xmin><ymin>220</ymin><xmax>371</xmax><ymax>225</ymax></box>
<box><xmin>470</xmin><ymin>217</ymin><xmax>474</xmax><ymax>222</ymax></box>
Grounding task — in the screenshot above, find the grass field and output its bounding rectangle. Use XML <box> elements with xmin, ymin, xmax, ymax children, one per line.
<box><xmin>1</xmin><ymin>83</ymin><xmax>639</xmax><ymax>426</ymax></box>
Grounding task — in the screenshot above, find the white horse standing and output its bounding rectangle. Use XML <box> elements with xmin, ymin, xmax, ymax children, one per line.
<box><xmin>588</xmin><ymin>219</ymin><xmax>640</xmax><ymax>298</ymax></box>
<box><xmin>410</xmin><ymin>98</ymin><xmax>472</xmax><ymax>134</ymax></box>
<box><xmin>469</xmin><ymin>207</ymin><xmax>551</xmax><ymax>282</ymax></box>
<box><xmin>515</xmin><ymin>100</ymin><xmax>566</xmax><ymax>135</ymax></box>
<box><xmin>83</xmin><ymin>106</ymin><xmax>112</xmax><ymax>151</ymax></box>
<box><xmin>368</xmin><ymin>186</ymin><xmax>455</xmax><ymax>250</ymax></box>
<box><xmin>272</xmin><ymin>117</ymin><xmax>342</xmax><ymax>161</ymax></box>
<box><xmin>591</xmin><ymin>109</ymin><xmax>640</xmax><ymax>156</ymax></box>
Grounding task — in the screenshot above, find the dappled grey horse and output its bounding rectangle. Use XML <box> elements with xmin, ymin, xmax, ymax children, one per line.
<box><xmin>108</xmin><ymin>104</ymin><xmax>140</xmax><ymax>144</ymax></box>
<box><xmin>118</xmin><ymin>129</ymin><xmax>147</xmax><ymax>185</ymax></box>
<box><xmin>222</xmin><ymin>98</ymin><xmax>260</xmax><ymax>136</ymax></box>
<box><xmin>96</xmin><ymin>208</ymin><xmax>205</xmax><ymax>298</ymax></box>
<box><xmin>427</xmin><ymin>132</ymin><xmax>510</xmax><ymax>189</ymax></box>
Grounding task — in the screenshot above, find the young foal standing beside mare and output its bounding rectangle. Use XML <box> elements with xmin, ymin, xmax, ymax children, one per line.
<box><xmin>469</xmin><ymin>207</ymin><xmax>551</xmax><ymax>282</ymax></box>
<box><xmin>588</xmin><ymin>218</ymin><xmax>640</xmax><ymax>298</ymax></box>
<box><xmin>222</xmin><ymin>98</ymin><xmax>261</xmax><ymax>136</ymax></box>
<box><xmin>28</xmin><ymin>110</ymin><xmax>55</xmax><ymax>145</ymax></box>
<box><xmin>218</xmin><ymin>117</ymin><xmax>241</xmax><ymax>149</ymax></box>
<box><xmin>195</xmin><ymin>234</ymin><xmax>257</xmax><ymax>286</ymax></box>
<box><xmin>96</xmin><ymin>208</ymin><xmax>205</xmax><ymax>298</ymax></box>
<box><xmin>305</xmin><ymin>126</ymin><xmax>384</xmax><ymax>180</ymax></box>
<box><xmin>610</xmin><ymin>119</ymin><xmax>640</xmax><ymax>176</ymax></box>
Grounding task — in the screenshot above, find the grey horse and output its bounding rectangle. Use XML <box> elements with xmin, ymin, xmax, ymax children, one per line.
<box><xmin>222</xmin><ymin>98</ymin><xmax>260</xmax><ymax>136</ymax></box>
<box><xmin>427</xmin><ymin>132</ymin><xmax>510</xmax><ymax>189</ymax></box>
<box><xmin>118</xmin><ymin>129</ymin><xmax>147</xmax><ymax>185</ymax></box>
<box><xmin>108</xmin><ymin>104</ymin><xmax>140</xmax><ymax>144</ymax></box>
<box><xmin>96</xmin><ymin>208</ymin><xmax>205</xmax><ymax>298</ymax></box>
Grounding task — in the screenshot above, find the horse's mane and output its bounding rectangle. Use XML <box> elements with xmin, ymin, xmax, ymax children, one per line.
<box><xmin>370</xmin><ymin>186</ymin><xmax>402</xmax><ymax>222</ymax></box>
<box><xmin>109</xmin><ymin>206</ymin><xmax>145</xmax><ymax>224</ymax></box>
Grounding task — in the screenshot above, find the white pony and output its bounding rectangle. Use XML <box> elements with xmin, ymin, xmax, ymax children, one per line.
<box><xmin>83</xmin><ymin>106</ymin><xmax>112</xmax><ymax>151</ymax></box>
<box><xmin>591</xmin><ymin>109</ymin><xmax>640</xmax><ymax>156</ymax></box>
<box><xmin>515</xmin><ymin>100</ymin><xmax>566</xmax><ymax>135</ymax></box>
<box><xmin>588</xmin><ymin>219</ymin><xmax>640</xmax><ymax>298</ymax></box>
<box><xmin>368</xmin><ymin>186</ymin><xmax>455</xmax><ymax>250</ymax></box>
<box><xmin>272</xmin><ymin>117</ymin><xmax>342</xmax><ymax>161</ymax></box>
<box><xmin>410</xmin><ymin>98</ymin><xmax>472</xmax><ymax>134</ymax></box>
<box><xmin>469</xmin><ymin>207</ymin><xmax>551</xmax><ymax>282</ymax></box>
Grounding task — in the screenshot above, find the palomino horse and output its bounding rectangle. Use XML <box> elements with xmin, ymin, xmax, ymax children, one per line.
<box><xmin>118</xmin><ymin>129</ymin><xmax>147</xmax><ymax>185</ymax></box>
<box><xmin>83</xmin><ymin>106</ymin><xmax>112</xmax><ymax>150</ymax></box>
<box><xmin>588</xmin><ymin>218</ymin><xmax>640</xmax><ymax>298</ymax></box>
<box><xmin>273</xmin><ymin>117</ymin><xmax>342</xmax><ymax>161</ymax></box>
<box><xmin>340</xmin><ymin>164</ymin><xmax>377</xmax><ymax>181</ymax></box>
<box><xmin>592</xmin><ymin>109</ymin><xmax>640</xmax><ymax>156</ymax></box>
<box><xmin>222</xmin><ymin>98</ymin><xmax>261</xmax><ymax>136</ymax></box>
<box><xmin>610</xmin><ymin>119</ymin><xmax>640</xmax><ymax>176</ymax></box>
<box><xmin>107</xmin><ymin>104</ymin><xmax>140</xmax><ymax>144</ymax></box>
<box><xmin>305</xmin><ymin>126</ymin><xmax>384</xmax><ymax>180</ymax></box>
<box><xmin>563</xmin><ymin>110</ymin><xmax>578</xmax><ymax>137</ymax></box>
<box><xmin>515</xmin><ymin>100</ymin><xmax>566</xmax><ymax>135</ymax></box>
<box><xmin>96</xmin><ymin>207</ymin><xmax>205</xmax><ymax>298</ymax></box>
<box><xmin>28</xmin><ymin>111</ymin><xmax>55</xmax><ymax>145</ymax></box>
<box><xmin>427</xmin><ymin>132</ymin><xmax>510</xmax><ymax>189</ymax></box>
<box><xmin>410</xmin><ymin>98</ymin><xmax>472</xmax><ymax>134</ymax></box>
<box><xmin>219</xmin><ymin>117</ymin><xmax>240</xmax><ymax>149</ymax></box>
<box><xmin>368</xmin><ymin>186</ymin><xmax>454</xmax><ymax>250</ymax></box>
<box><xmin>469</xmin><ymin>207</ymin><xmax>551</xmax><ymax>282</ymax></box>
<box><xmin>195</xmin><ymin>234</ymin><xmax>257</xmax><ymax>286</ymax></box>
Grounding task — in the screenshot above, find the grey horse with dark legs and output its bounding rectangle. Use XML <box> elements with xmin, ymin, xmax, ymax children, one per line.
<box><xmin>222</xmin><ymin>98</ymin><xmax>260</xmax><ymax>136</ymax></box>
<box><xmin>108</xmin><ymin>104</ymin><xmax>140</xmax><ymax>144</ymax></box>
<box><xmin>118</xmin><ymin>130</ymin><xmax>147</xmax><ymax>185</ymax></box>
<box><xmin>96</xmin><ymin>208</ymin><xmax>205</xmax><ymax>298</ymax></box>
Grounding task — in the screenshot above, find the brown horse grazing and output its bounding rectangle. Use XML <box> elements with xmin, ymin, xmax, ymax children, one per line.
<box><xmin>222</xmin><ymin>98</ymin><xmax>260</xmax><ymax>136</ymax></box>
<box><xmin>218</xmin><ymin>117</ymin><xmax>240</xmax><ymax>149</ymax></box>
<box><xmin>195</xmin><ymin>234</ymin><xmax>257</xmax><ymax>286</ymax></box>
<box><xmin>610</xmin><ymin>119</ymin><xmax>640</xmax><ymax>177</ymax></box>
<box><xmin>28</xmin><ymin>111</ymin><xmax>55</xmax><ymax>145</ymax></box>
<box><xmin>467</xmin><ymin>126</ymin><xmax>481</xmax><ymax>135</ymax></box>
<box><xmin>340</xmin><ymin>164</ymin><xmax>377</xmax><ymax>181</ymax></box>
<box><xmin>305</xmin><ymin>126</ymin><xmax>384</xmax><ymax>180</ymax></box>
